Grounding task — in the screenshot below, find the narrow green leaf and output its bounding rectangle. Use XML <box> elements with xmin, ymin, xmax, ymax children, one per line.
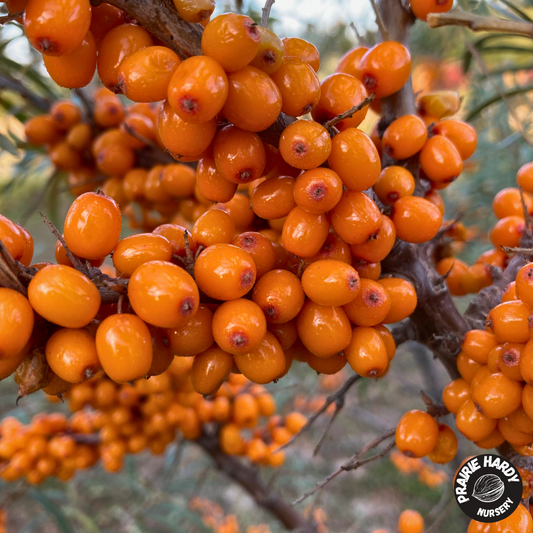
<box><xmin>466</xmin><ymin>84</ymin><xmax>533</xmax><ymax>120</ymax></box>
<box><xmin>63</xmin><ymin>507</ymin><xmax>99</xmax><ymax>533</ymax></box>
<box><xmin>0</xmin><ymin>133</ymin><xmax>19</xmax><ymax>156</ymax></box>
<box><xmin>497</xmin><ymin>0</ymin><xmax>533</xmax><ymax>21</ymax></box>
<box><xmin>28</xmin><ymin>488</ymin><xmax>75</xmax><ymax>533</ymax></box>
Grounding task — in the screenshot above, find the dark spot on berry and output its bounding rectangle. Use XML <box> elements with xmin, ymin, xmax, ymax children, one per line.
<box><xmin>403</xmin><ymin>450</ymin><xmax>416</xmax><ymax>458</ymax></box>
<box><xmin>114</xmin><ymin>79</ymin><xmax>126</xmax><ymax>95</ymax></box>
<box><xmin>179</xmin><ymin>297</ymin><xmax>196</xmax><ymax>317</ymax></box>
<box><xmin>368</xmin><ymin>228</ymin><xmax>382</xmax><ymax>242</ymax></box>
<box><xmin>36</xmin><ymin>37</ymin><xmax>58</xmax><ymax>54</ymax></box>
<box><xmin>262</xmin><ymin>49</ymin><xmax>277</xmax><ymax>65</ymax></box>
<box><xmin>179</xmin><ymin>96</ymin><xmax>199</xmax><ymax>114</ymax></box>
<box><xmin>197</xmin><ymin>9</ymin><xmax>211</xmax><ymax>21</ymax></box>
<box><xmin>474</xmin><ymin>402</ymin><xmax>484</xmax><ymax>415</ymax></box>
<box><xmin>301</xmin><ymin>104</ymin><xmax>313</xmax><ymax>115</ymax></box>
<box><xmin>246</xmin><ymin>21</ymin><xmax>260</xmax><ymax>40</ymax></box>
<box><xmin>364</xmin><ymin>291</ymin><xmax>382</xmax><ymax>307</ymax></box>
<box><xmin>238</xmin><ymin>168</ymin><xmax>253</xmax><ymax>182</ymax></box>
<box><xmin>264</xmin><ymin>305</ymin><xmax>279</xmax><ymax>320</ymax></box>
<box><xmin>308</xmin><ymin>182</ymin><xmax>326</xmax><ymax>201</ymax></box>
<box><xmin>387</xmin><ymin>192</ymin><xmax>400</xmax><ymax>202</ymax></box>
<box><xmin>242</xmin><ymin>235</ymin><xmax>256</xmax><ymax>249</ymax></box>
<box><xmin>347</xmin><ymin>275</ymin><xmax>359</xmax><ymax>289</ymax></box>
<box><xmin>362</xmin><ymin>74</ymin><xmax>377</xmax><ymax>91</ymax></box>
<box><xmin>240</xmin><ymin>268</ymin><xmax>255</xmax><ymax>289</ymax></box>
<box><xmin>367</xmin><ymin>368</ymin><xmax>380</xmax><ymax>377</ymax></box>
<box><xmin>502</xmin><ymin>348</ymin><xmax>520</xmax><ymax>367</ymax></box>
<box><xmin>293</xmin><ymin>141</ymin><xmax>308</xmax><ymax>157</ymax></box>
<box><xmin>230</xmin><ymin>331</ymin><xmax>249</xmax><ymax>348</ymax></box>
<box><xmin>486</xmin><ymin>317</ymin><xmax>493</xmax><ymax>331</ymax></box>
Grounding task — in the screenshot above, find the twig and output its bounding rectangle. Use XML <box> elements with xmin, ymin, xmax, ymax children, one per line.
<box><xmin>0</xmin><ymin>241</ymin><xmax>27</xmax><ymax>295</ymax></box>
<box><xmin>369</xmin><ymin>0</ymin><xmax>390</xmax><ymax>39</ymax></box>
<box><xmin>420</xmin><ymin>390</ymin><xmax>449</xmax><ymax>418</ymax></box>
<box><xmin>323</xmin><ymin>94</ymin><xmax>375</xmax><ymax>130</ymax></box>
<box><xmin>275</xmin><ymin>374</ymin><xmax>361</xmax><ymax>452</ymax></box>
<box><xmin>122</xmin><ymin>121</ymin><xmax>156</xmax><ymax>148</ymax></box>
<box><xmin>0</xmin><ymin>11</ymin><xmax>23</xmax><ymax>24</ymax></box>
<box><xmin>428</xmin><ymin>7</ymin><xmax>533</xmax><ymax>37</ymax></box>
<box><xmin>501</xmin><ymin>246</ymin><xmax>533</xmax><ymax>254</ymax></box>
<box><xmin>349</xmin><ymin>22</ymin><xmax>363</xmax><ymax>44</ymax></box>
<box><xmin>312</xmin><ymin>399</ymin><xmax>343</xmax><ymax>457</ymax></box>
<box><xmin>73</xmin><ymin>88</ymin><xmax>94</xmax><ymax>122</ymax></box>
<box><xmin>465</xmin><ymin>41</ymin><xmax>533</xmax><ymax>148</ymax></box>
<box><xmin>260</xmin><ymin>0</ymin><xmax>275</xmax><ymax>27</ymax></box>
<box><xmin>293</xmin><ymin>428</ymin><xmax>396</xmax><ymax>504</ymax></box>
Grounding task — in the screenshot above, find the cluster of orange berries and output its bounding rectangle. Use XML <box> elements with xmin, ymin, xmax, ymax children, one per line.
<box><xmin>390</xmin><ymin>450</ymin><xmax>448</xmax><ymax>488</ymax></box>
<box><xmin>370</xmin><ymin>509</ymin><xmax>425</xmax><ymax>533</ymax></box>
<box><xmin>437</xmin><ymin>163</ymin><xmax>533</xmax><ymax>296</ymax></box>
<box><xmin>0</xmin><ymin>359</ymin><xmax>303</xmax><ymax>483</ymax></box>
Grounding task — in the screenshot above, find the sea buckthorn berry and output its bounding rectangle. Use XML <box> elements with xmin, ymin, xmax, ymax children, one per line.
<box><xmin>517</xmin><ymin>162</ymin><xmax>533</xmax><ymax>193</ymax></box>
<box><xmin>28</xmin><ymin>265</ymin><xmax>100</xmax><ymax>328</ymax></box>
<box><xmin>296</xmin><ymin>300</ymin><xmax>352</xmax><ymax>358</ymax></box>
<box><xmin>64</xmin><ymin>192</ymin><xmax>122</xmax><ymax>260</ymax></box>
<box><xmin>117</xmin><ymin>46</ymin><xmax>181</xmax><ymax>103</ymax></box>
<box><xmin>461</xmin><ymin>264</ymin><xmax>493</xmax><ymax>295</ymax></box>
<box><xmin>282</xmin><ymin>207</ymin><xmax>329</xmax><ymax>258</ymax></box>
<box><xmin>48</xmin><ymin>141</ymin><xmax>82</xmax><ymax>170</ymax></box>
<box><xmin>285</xmin><ymin>412</ymin><xmax>307</xmax><ymax>435</ymax></box>
<box><xmin>96</xmin><ymin>144</ymin><xmax>134</xmax><ymax>177</ymax></box>
<box><xmin>493</xmin><ymin>188</ymin><xmax>533</xmax><ymax>219</ymax></box>
<box><xmin>270</xmin><ymin>57</ymin><xmax>320</xmax><ymax>117</ymax></box>
<box><xmin>201</xmin><ymin>13</ymin><xmax>260</xmax><ymax>72</ymax></box>
<box><xmin>419</xmin><ymin>135</ymin><xmax>463</xmax><ymax>183</ymax></box>
<box><xmin>153</xmin><ymin>224</ymin><xmax>195</xmax><ymax>258</ymax></box>
<box><xmin>472</xmin><ymin>372</ymin><xmax>522</xmax><ymax>419</ymax></box>
<box><xmin>96</xmin><ymin>314</ymin><xmax>153</xmax><ymax>382</ymax></box>
<box><xmin>491</xmin><ymin>505</ymin><xmax>533</xmax><ymax>533</ymax></box>
<box><xmin>223</xmin><ymin>66</ymin><xmax>282</xmax><ymax>132</ymax></box>
<box><xmin>231</xmin><ymin>232</ymin><xmax>276</xmax><ymax>279</ymax></box>
<box><xmin>502</xmin><ymin>281</ymin><xmax>518</xmax><ymax>303</ymax></box>
<box><xmin>457</xmin><ymin>351</ymin><xmax>481</xmax><ymax>382</ymax></box>
<box><xmin>24</xmin><ymin>115</ymin><xmax>62</xmax><ymax>146</ymax></box>
<box><xmin>197</xmin><ymin>157</ymin><xmax>238</xmax><ymax>203</ymax></box>
<box><xmin>335</xmin><ymin>46</ymin><xmax>368</xmax><ymax>78</ymax></box>
<box><xmin>345</xmin><ymin>326</ymin><xmax>388</xmax><ymax>377</ymax></box>
<box><xmin>191</xmin><ymin>345</ymin><xmax>233</xmax><ymax>395</ymax></box>
<box><xmin>268</xmin><ymin>320</ymin><xmax>298</xmax><ymax>351</ymax></box>
<box><xmin>520</xmin><ymin>340</ymin><xmax>533</xmax><ymax>384</ymax></box>
<box><xmin>374</xmin><ymin>324</ymin><xmax>396</xmax><ymax>361</ymax></box>
<box><xmin>293</xmin><ymin>168</ymin><xmax>343</xmax><ymax>214</ymax></box>
<box><xmin>396</xmin><ymin>410</ymin><xmax>439</xmax><ymax>458</ymax></box>
<box><xmin>93</xmin><ymin>94</ymin><xmax>125</xmax><ymax>129</ymax></box>
<box><xmin>442</xmin><ymin>378</ymin><xmax>470</xmax><ymax>414</ymax></box>
<box><xmin>490</xmin><ymin>215</ymin><xmax>525</xmax><ymax>249</ymax></box>
<box><xmin>89</xmin><ymin>3</ymin><xmax>125</xmax><ymax>48</ymax></box>
<box><xmin>410</xmin><ymin>0</ymin><xmax>453</xmax><ymax>21</ymax></box>
<box><xmin>195</xmin><ymin>243</ymin><xmax>256</xmax><ymax>301</ymax></box>
<box><xmin>331</xmin><ymin>191</ymin><xmax>382</xmax><ymax>246</ymax></box>
<box><xmin>158</xmin><ymin>100</ymin><xmax>217</xmax><ymax>159</ymax></box>
<box><xmin>374</xmin><ymin>166</ymin><xmax>415</xmax><ymax>205</ymax></box>
<box><xmin>213</xmin><ymin>126</ymin><xmax>266</xmax><ymax>184</ymax></box>
<box><xmin>433</xmin><ymin>119</ymin><xmax>477</xmax><ymax>160</ymax></box>
<box><xmin>477</xmin><ymin>249</ymin><xmax>509</xmax><ymax>270</ymax></box>
<box><xmin>398</xmin><ymin>510</ymin><xmax>425</xmax><ymax>533</ymax></box>
<box><xmin>357</xmin><ymin>42</ymin><xmax>411</xmax><ymax>98</ymax></box>
<box><xmin>306</xmin><ymin>350</ymin><xmax>347</xmax><ymax>374</ymax></box>
<box><xmin>112</xmin><ymin>234</ymin><xmax>173</xmax><ymax>278</ymax></box>
<box><xmin>507</xmin><ymin>407</ymin><xmax>533</xmax><ymax>435</ymax></box>
<box><xmin>350</xmin><ymin>215</ymin><xmax>396</xmax><ymax>264</ymax></box>
<box><xmin>391</xmin><ymin>196</ymin><xmax>443</xmax><ymax>243</ymax></box>
<box><xmin>50</xmin><ymin>101</ymin><xmax>81</xmax><ymax>130</ymax></box>
<box><xmin>250</xmin><ymin>27</ymin><xmax>284</xmax><ymax>75</ymax></box>
<box><xmin>233</xmin><ymin>332</ymin><xmax>286</xmax><ymax>384</ymax></box>
<box><xmin>515</xmin><ymin>263</ymin><xmax>533</xmax><ymax>308</ymax></box>
<box><xmin>212</xmin><ymin>299</ymin><xmax>266</xmax><ymax>355</ymax></box>
<box><xmin>122</xmin><ymin>169</ymin><xmax>147</xmax><ymax>201</ymax></box>
<box><xmin>128</xmin><ymin>261</ymin><xmax>199</xmax><ymax>329</ymax></box>
<box><xmin>456</xmin><ymin>399</ymin><xmax>497</xmax><ymax>441</ymax></box>
<box><xmin>17</xmin><ymin>226</ymin><xmax>34</xmax><ymax>267</ymax></box>
<box><xmin>499</xmin><ymin>416</ymin><xmax>533</xmax><ymax>446</ymax></box>
<box><xmin>279</xmin><ymin>120</ymin><xmax>331</xmax><ymax>170</ymax></box>
<box><xmin>462</xmin><ymin>330</ymin><xmax>498</xmax><ymax>365</ymax></box>
<box><xmin>436</xmin><ymin>257</ymin><xmax>468</xmax><ymax>296</ymax></box>
<box><xmin>382</xmin><ymin>115</ymin><xmax>427</xmax><ymax>160</ymax></box>
<box><xmin>0</xmin><ymin>214</ymin><xmax>26</xmax><ymax>261</ymax></box>
<box><xmin>251</xmin><ymin>176</ymin><xmax>296</xmax><ymax>220</ymax></box>
<box><xmin>24</xmin><ymin>0</ymin><xmax>91</xmax><ymax>56</ymax></box>
<box><xmin>427</xmin><ymin>423</ymin><xmax>457</xmax><ymax>464</ymax></box>
<box><xmin>302</xmin><ymin>259</ymin><xmax>360</xmax><ymax>306</ymax></box>
<box><xmin>378</xmin><ymin>278</ymin><xmax>417</xmax><ymax>324</ymax></box>
<box><xmin>45</xmin><ymin>329</ymin><xmax>101</xmax><ymax>384</ymax></box>
<box><xmin>282</xmin><ymin>37</ymin><xmax>320</xmax><ymax>72</ymax></box>
<box><xmin>174</xmin><ymin>0</ymin><xmax>214</xmax><ymax>23</ymax></box>
<box><xmin>252</xmin><ymin>269</ymin><xmax>305</xmax><ymax>323</ymax></box>
<box><xmin>0</xmin><ymin>289</ymin><xmax>34</xmax><ymax>361</ymax></box>
<box><xmin>97</xmin><ymin>24</ymin><xmax>154</xmax><ymax>91</ymax></box>
<box><xmin>219</xmin><ymin>423</ymin><xmax>245</xmax><ymax>454</ymax></box>
<box><xmin>343</xmin><ymin>278</ymin><xmax>391</xmax><ymax>326</ymax></box>
<box><xmin>120</xmin><ymin>113</ymin><xmax>155</xmax><ymax>150</ymax></box>
<box><xmin>222</xmin><ymin>193</ymin><xmax>255</xmax><ymax>230</ymax></box>
<box><xmin>167</xmin><ymin>305</ymin><xmax>214</xmax><ymax>357</ymax></box>
<box><xmin>486</xmin><ymin>300</ymin><xmax>530</xmax><ymax>343</ymax></box>
<box><xmin>43</xmin><ymin>32</ymin><xmax>96</xmax><ymax>88</ymax></box>
<box><xmin>168</xmin><ymin>56</ymin><xmax>228</xmax><ymax>123</ymax></box>
<box><xmin>192</xmin><ymin>209</ymin><xmax>235</xmax><ymax>248</ymax></box>
<box><xmin>309</xmin><ymin>233</ymin><xmax>352</xmax><ymax>265</ymax></box>
<box><xmin>159</xmin><ymin>164</ymin><xmax>195</xmax><ymax>199</ymax></box>
<box><xmin>311</xmin><ymin>73</ymin><xmax>369</xmax><ymax>130</ymax></box>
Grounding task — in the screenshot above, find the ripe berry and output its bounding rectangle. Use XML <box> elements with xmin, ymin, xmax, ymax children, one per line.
<box><xmin>195</xmin><ymin>243</ymin><xmax>256</xmax><ymax>301</ymax></box>
<box><xmin>293</xmin><ymin>168</ymin><xmax>343</xmax><ymax>214</ymax></box>
<box><xmin>357</xmin><ymin>42</ymin><xmax>411</xmax><ymax>98</ymax></box>
<box><xmin>191</xmin><ymin>345</ymin><xmax>233</xmax><ymax>395</ymax></box>
<box><xmin>456</xmin><ymin>399</ymin><xmax>497</xmax><ymax>441</ymax></box>
<box><xmin>345</xmin><ymin>326</ymin><xmax>388</xmax><ymax>377</ymax></box>
<box><xmin>24</xmin><ymin>115</ymin><xmax>62</xmax><ymax>146</ymax></box>
<box><xmin>472</xmin><ymin>372</ymin><xmax>522</xmax><ymax>419</ymax></box>
<box><xmin>282</xmin><ymin>37</ymin><xmax>320</xmax><ymax>72</ymax></box>
<box><xmin>89</xmin><ymin>3</ymin><xmax>125</xmax><ymax>48</ymax></box>
<box><xmin>461</xmin><ymin>330</ymin><xmax>498</xmax><ymax>365</ymax></box>
<box><xmin>515</xmin><ymin>263</ymin><xmax>533</xmax><ymax>308</ymax></box>
<box><xmin>442</xmin><ymin>378</ymin><xmax>470</xmax><ymax>414</ymax></box>
<box><xmin>279</xmin><ymin>120</ymin><xmax>332</xmax><ymax>170</ymax></box>
<box><xmin>50</xmin><ymin>101</ymin><xmax>81</xmax><ymax>130</ymax></box>
<box><xmin>373</xmin><ymin>166</ymin><xmax>415</xmax><ymax>205</ymax></box>
<box><xmin>350</xmin><ymin>215</ymin><xmax>396</xmax><ymax>264</ymax></box>
<box><xmin>306</xmin><ymin>350</ymin><xmax>347</xmax><ymax>374</ymax></box>
<box><xmin>392</xmin><ymin>196</ymin><xmax>443</xmax><ymax>243</ymax></box>
<box><xmin>490</xmin><ymin>504</ymin><xmax>533</xmax><ymax>533</ymax></box>
<box><xmin>174</xmin><ymin>0</ymin><xmax>215</xmax><ymax>23</ymax></box>
<box><xmin>250</xmin><ymin>27</ymin><xmax>284</xmax><ymax>75</ymax></box>
<box><xmin>0</xmin><ymin>214</ymin><xmax>26</xmax><ymax>261</ymax></box>
<box><xmin>517</xmin><ymin>162</ymin><xmax>533</xmax><ymax>193</ymax></box>
<box><xmin>335</xmin><ymin>46</ymin><xmax>368</xmax><ymax>78</ymax></box>
<box><xmin>378</xmin><ymin>278</ymin><xmax>417</xmax><ymax>324</ymax></box>
<box><xmin>490</xmin><ymin>215</ymin><xmax>525</xmax><ymax>249</ymax></box>
<box><xmin>196</xmin><ymin>157</ymin><xmax>238</xmax><ymax>203</ymax></box>
<box><xmin>96</xmin><ymin>314</ymin><xmax>153</xmax><ymax>382</ymax></box>
<box><xmin>192</xmin><ymin>209</ymin><xmax>235</xmax><ymax>248</ymax></box>
<box><xmin>222</xmin><ymin>66</ymin><xmax>282</xmax><ymax>132</ymax></box>
<box><xmin>167</xmin><ymin>56</ymin><xmax>228</xmax><ymax>123</ymax></box>
<box><xmin>282</xmin><ymin>207</ymin><xmax>329</xmax><ymax>257</ymax></box>
<box><xmin>231</xmin><ymin>232</ymin><xmax>276</xmax><ymax>278</ymax></box>
<box><xmin>382</xmin><ymin>115</ymin><xmax>427</xmax><ymax>160</ymax></box>
<box><xmin>396</xmin><ymin>410</ymin><xmax>439</xmax><ymax>458</ymax></box>
<box><xmin>251</xmin><ymin>176</ymin><xmax>296</xmax><ymax>220</ymax></box>
<box><xmin>493</xmin><ymin>188</ymin><xmax>533</xmax><ymax>219</ymax></box>
<box><xmin>0</xmin><ymin>288</ymin><xmax>34</xmax><ymax>361</ymax></box>
<box><xmin>128</xmin><ymin>260</ymin><xmax>199</xmax><ymax>328</ymax></box>
<box><xmin>419</xmin><ymin>135</ymin><xmax>463</xmax><ymax>184</ymax></box>
<box><xmin>28</xmin><ymin>265</ymin><xmax>101</xmax><ymax>328</ymax></box>
<box><xmin>343</xmin><ymin>278</ymin><xmax>391</xmax><ymax>326</ymax></box>
<box><xmin>45</xmin><ymin>328</ymin><xmax>101</xmax><ymax>384</ymax></box>
<box><xmin>410</xmin><ymin>0</ymin><xmax>453</xmax><ymax>21</ymax></box>
<box><xmin>212</xmin><ymin>299</ymin><xmax>267</xmax><ymax>355</ymax></box>
<box><xmin>398</xmin><ymin>509</ymin><xmax>424</xmax><ymax>533</ymax></box>
<box><xmin>160</xmin><ymin>164</ymin><xmax>196</xmax><ymax>199</ymax></box>
<box><xmin>486</xmin><ymin>300</ymin><xmax>530</xmax><ymax>343</ymax></box>
<box><xmin>433</xmin><ymin>119</ymin><xmax>477</xmax><ymax>160</ymax></box>
<box><xmin>435</xmin><ymin>257</ymin><xmax>468</xmax><ymax>296</ymax></box>
<box><xmin>167</xmin><ymin>305</ymin><xmax>214</xmax><ymax>357</ymax></box>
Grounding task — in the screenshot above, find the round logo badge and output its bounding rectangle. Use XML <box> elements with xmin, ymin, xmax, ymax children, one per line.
<box><xmin>454</xmin><ymin>454</ymin><xmax>523</xmax><ymax>522</ymax></box>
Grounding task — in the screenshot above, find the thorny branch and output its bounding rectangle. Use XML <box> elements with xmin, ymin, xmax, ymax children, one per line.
<box><xmin>323</xmin><ymin>94</ymin><xmax>375</xmax><ymax>131</ymax></box>
<box><xmin>261</xmin><ymin>0</ymin><xmax>275</xmax><ymax>27</ymax></box>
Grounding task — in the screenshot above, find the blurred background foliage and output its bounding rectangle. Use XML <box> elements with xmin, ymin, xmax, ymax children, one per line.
<box><xmin>0</xmin><ymin>0</ymin><xmax>533</xmax><ymax>532</ymax></box>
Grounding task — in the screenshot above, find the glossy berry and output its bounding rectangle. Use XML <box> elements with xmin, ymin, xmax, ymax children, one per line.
<box><xmin>231</xmin><ymin>232</ymin><xmax>276</xmax><ymax>279</ymax></box>
<box><xmin>398</xmin><ymin>510</ymin><xmax>425</xmax><ymax>533</ymax></box>
<box><xmin>442</xmin><ymin>378</ymin><xmax>470</xmax><ymax>414</ymax></box>
<box><xmin>493</xmin><ymin>188</ymin><xmax>533</xmax><ymax>219</ymax></box>
<box><xmin>461</xmin><ymin>330</ymin><xmax>498</xmax><ymax>365</ymax></box>
<box><xmin>250</xmin><ymin>27</ymin><xmax>284</xmax><ymax>75</ymax></box>
<box><xmin>490</xmin><ymin>216</ymin><xmax>525</xmax><ymax>249</ymax></box>
<box><xmin>293</xmin><ymin>168</ymin><xmax>343</xmax><ymax>214</ymax></box>
<box><xmin>350</xmin><ymin>214</ymin><xmax>396</xmax><ymax>264</ymax></box>
<box><xmin>486</xmin><ymin>300</ymin><xmax>530</xmax><ymax>343</ymax></box>
<box><xmin>191</xmin><ymin>345</ymin><xmax>233</xmax><ymax>395</ymax></box>
<box><xmin>251</xmin><ymin>176</ymin><xmax>296</xmax><ymax>220</ymax></box>
<box><xmin>0</xmin><ymin>289</ymin><xmax>34</xmax><ymax>361</ymax></box>
<box><xmin>282</xmin><ymin>207</ymin><xmax>329</xmax><ymax>258</ymax></box>
<box><xmin>345</xmin><ymin>326</ymin><xmax>388</xmax><ymax>377</ymax></box>
<box><xmin>279</xmin><ymin>120</ymin><xmax>331</xmax><ymax>170</ymax></box>
<box><xmin>343</xmin><ymin>278</ymin><xmax>391</xmax><ymax>326</ymax></box>
<box><xmin>174</xmin><ymin>0</ymin><xmax>215</xmax><ymax>23</ymax></box>
<box><xmin>456</xmin><ymin>399</ymin><xmax>497</xmax><ymax>441</ymax></box>
<box><xmin>515</xmin><ymin>263</ymin><xmax>533</xmax><ymax>308</ymax></box>
<box><xmin>410</xmin><ymin>0</ymin><xmax>453</xmax><ymax>21</ymax></box>
<box><xmin>382</xmin><ymin>115</ymin><xmax>427</xmax><ymax>160</ymax></box>
<box><xmin>167</xmin><ymin>305</ymin><xmax>214</xmax><ymax>357</ymax></box>
<box><xmin>472</xmin><ymin>372</ymin><xmax>522</xmax><ymax>419</ymax></box>
<box><xmin>335</xmin><ymin>46</ymin><xmax>368</xmax><ymax>78</ymax></box>
<box><xmin>392</xmin><ymin>196</ymin><xmax>443</xmax><ymax>243</ymax></box>
<box><xmin>196</xmin><ymin>157</ymin><xmax>238</xmax><ymax>203</ymax></box>
<box><xmin>374</xmin><ymin>166</ymin><xmax>415</xmax><ymax>205</ymax></box>
<box><xmin>378</xmin><ymin>278</ymin><xmax>417</xmax><ymax>324</ymax></box>
<box><xmin>433</xmin><ymin>119</ymin><xmax>477</xmax><ymax>160</ymax></box>
<box><xmin>517</xmin><ymin>162</ymin><xmax>533</xmax><ymax>194</ymax></box>
<box><xmin>282</xmin><ymin>37</ymin><xmax>320</xmax><ymax>72</ymax></box>
<box><xmin>419</xmin><ymin>135</ymin><xmax>463</xmax><ymax>184</ymax></box>
<box><xmin>395</xmin><ymin>410</ymin><xmax>439</xmax><ymax>458</ymax></box>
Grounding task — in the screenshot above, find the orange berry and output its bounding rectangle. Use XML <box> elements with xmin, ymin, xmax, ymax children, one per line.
<box><xmin>398</xmin><ymin>509</ymin><xmax>424</xmax><ymax>533</ymax></box>
<box><xmin>517</xmin><ymin>162</ymin><xmax>533</xmax><ymax>193</ymax></box>
<box><xmin>296</xmin><ymin>300</ymin><xmax>352</xmax><ymax>358</ymax></box>
<box><xmin>410</xmin><ymin>0</ymin><xmax>453</xmax><ymax>21</ymax></box>
<box><xmin>396</xmin><ymin>410</ymin><xmax>439</xmax><ymax>458</ymax></box>
<box><xmin>231</xmin><ymin>232</ymin><xmax>275</xmax><ymax>279</ymax></box>
<box><xmin>442</xmin><ymin>378</ymin><xmax>470</xmax><ymax>414</ymax></box>
<box><xmin>373</xmin><ymin>166</ymin><xmax>415</xmax><ymax>205</ymax></box>
<box><xmin>311</xmin><ymin>73</ymin><xmax>369</xmax><ymax>130</ymax></box>
<box><xmin>436</xmin><ymin>257</ymin><xmax>468</xmax><ymax>296</ymax></box>
<box><xmin>515</xmin><ymin>263</ymin><xmax>533</xmax><ymax>308</ymax></box>
<box><xmin>520</xmin><ymin>340</ymin><xmax>533</xmax><ymax>384</ymax></box>
<box><xmin>357</xmin><ymin>42</ymin><xmax>411</xmax><ymax>98</ymax></box>
<box><xmin>335</xmin><ymin>46</ymin><xmax>368</xmax><ymax>78</ymax></box>
<box><xmin>24</xmin><ymin>0</ymin><xmax>91</xmax><ymax>56</ymax></box>
<box><xmin>343</xmin><ymin>278</ymin><xmax>391</xmax><ymax>327</ymax></box>
<box><xmin>378</xmin><ymin>278</ymin><xmax>417</xmax><ymax>324</ymax></box>
<box><xmin>461</xmin><ymin>264</ymin><xmax>493</xmax><ymax>294</ymax></box>
<box><xmin>419</xmin><ymin>135</ymin><xmax>463</xmax><ymax>184</ymax></box>
<box><xmin>433</xmin><ymin>119</ymin><xmax>477</xmax><ymax>160</ymax></box>
<box><xmin>490</xmin><ymin>505</ymin><xmax>533</xmax><ymax>533</ymax></box>
<box><xmin>350</xmin><ymin>214</ymin><xmax>396</xmax><ymax>264</ymax></box>
<box><xmin>282</xmin><ymin>37</ymin><xmax>320</xmax><ymax>72</ymax></box>
<box><xmin>96</xmin><ymin>314</ymin><xmax>153</xmax><ymax>382</ymax></box>
<box><xmin>192</xmin><ymin>209</ymin><xmax>235</xmax><ymax>248</ymax></box>
<box><xmin>196</xmin><ymin>157</ymin><xmax>237</xmax><ymax>203</ymax></box>
<box><xmin>195</xmin><ymin>243</ymin><xmax>256</xmax><ymax>301</ymax></box>
<box><xmin>222</xmin><ymin>66</ymin><xmax>282</xmax><ymax>132</ymax></box>
<box><xmin>306</xmin><ymin>350</ymin><xmax>347</xmax><ymax>375</ymax></box>
<box><xmin>490</xmin><ymin>215</ymin><xmax>525</xmax><ymax>249</ymax></box>
<box><xmin>48</xmin><ymin>141</ymin><xmax>82</xmax><ymax>170</ymax></box>
<box><xmin>167</xmin><ymin>305</ymin><xmax>214</xmax><ymax>357</ymax></box>
<box><xmin>191</xmin><ymin>345</ymin><xmax>233</xmax><ymax>395</ymax></box>
<box><xmin>285</xmin><ymin>412</ymin><xmax>307</xmax><ymax>435</ymax></box>
<box><xmin>0</xmin><ymin>289</ymin><xmax>34</xmax><ymax>361</ymax></box>
<box><xmin>89</xmin><ymin>3</ymin><xmax>124</xmax><ymax>48</ymax></box>
<box><xmin>28</xmin><ymin>264</ymin><xmax>100</xmax><ymax>328</ymax></box>
<box><xmin>64</xmin><ymin>192</ymin><xmax>122</xmax><ymax>260</ymax></box>
<box><xmin>456</xmin><ymin>399</ymin><xmax>497</xmax><ymax>441</ymax></box>
<box><xmin>462</xmin><ymin>330</ymin><xmax>498</xmax><ymax>365</ymax></box>
<box><xmin>382</xmin><ymin>115</ymin><xmax>427</xmax><ymax>160</ymax></box>
<box><xmin>50</xmin><ymin>101</ymin><xmax>81</xmax><ymax>130</ymax></box>
<box><xmin>487</xmin><ymin>300</ymin><xmax>530</xmax><ymax>343</ymax></box>
<box><xmin>222</xmin><ymin>193</ymin><xmax>255</xmax><ymax>230</ymax></box>
<box><xmin>391</xmin><ymin>196</ymin><xmax>443</xmax><ymax>243</ymax></box>
<box><xmin>493</xmin><ymin>188</ymin><xmax>533</xmax><ymax>219</ymax></box>
<box><xmin>128</xmin><ymin>260</ymin><xmax>199</xmax><ymax>329</ymax></box>
<box><xmin>153</xmin><ymin>224</ymin><xmax>195</xmax><ymax>258</ymax></box>
<box><xmin>279</xmin><ymin>120</ymin><xmax>331</xmax><ymax>170</ymax></box>
<box><xmin>117</xmin><ymin>46</ymin><xmax>180</xmax><ymax>103</ymax></box>
<box><xmin>251</xmin><ymin>176</ymin><xmax>296</xmax><ymax>220</ymax></box>
<box><xmin>24</xmin><ymin>115</ymin><xmax>62</xmax><ymax>146</ymax></box>
<box><xmin>502</xmin><ymin>281</ymin><xmax>518</xmax><ymax>303</ymax></box>
<box><xmin>270</xmin><ymin>57</ymin><xmax>320</xmax><ymax>117</ymax></box>
<box><xmin>249</xmin><ymin>27</ymin><xmax>284</xmax><ymax>75</ymax></box>
<box><xmin>173</xmin><ymin>0</ymin><xmax>214</xmax><ymax>23</ymax></box>
<box><xmin>472</xmin><ymin>372</ymin><xmax>522</xmax><ymax>419</ymax></box>
<box><xmin>345</xmin><ymin>326</ymin><xmax>388</xmax><ymax>377</ymax></box>
<box><xmin>282</xmin><ymin>207</ymin><xmax>329</xmax><ymax>258</ymax></box>
<box><xmin>293</xmin><ymin>168</ymin><xmax>343</xmax><ymax>215</ymax></box>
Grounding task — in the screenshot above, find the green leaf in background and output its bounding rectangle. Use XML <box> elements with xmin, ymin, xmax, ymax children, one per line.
<box><xmin>465</xmin><ymin>83</ymin><xmax>533</xmax><ymax>120</ymax></box>
<box><xmin>461</xmin><ymin>34</ymin><xmax>522</xmax><ymax>73</ymax></box>
<box><xmin>28</xmin><ymin>488</ymin><xmax>75</xmax><ymax>533</ymax></box>
<box><xmin>497</xmin><ymin>0</ymin><xmax>533</xmax><ymax>21</ymax></box>
<box><xmin>0</xmin><ymin>132</ymin><xmax>18</xmax><ymax>156</ymax></box>
<box><xmin>63</xmin><ymin>506</ymin><xmax>100</xmax><ymax>533</ymax></box>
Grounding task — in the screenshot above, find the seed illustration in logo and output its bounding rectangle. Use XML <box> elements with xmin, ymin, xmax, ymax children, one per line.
<box><xmin>472</xmin><ymin>474</ymin><xmax>505</xmax><ymax>503</ymax></box>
